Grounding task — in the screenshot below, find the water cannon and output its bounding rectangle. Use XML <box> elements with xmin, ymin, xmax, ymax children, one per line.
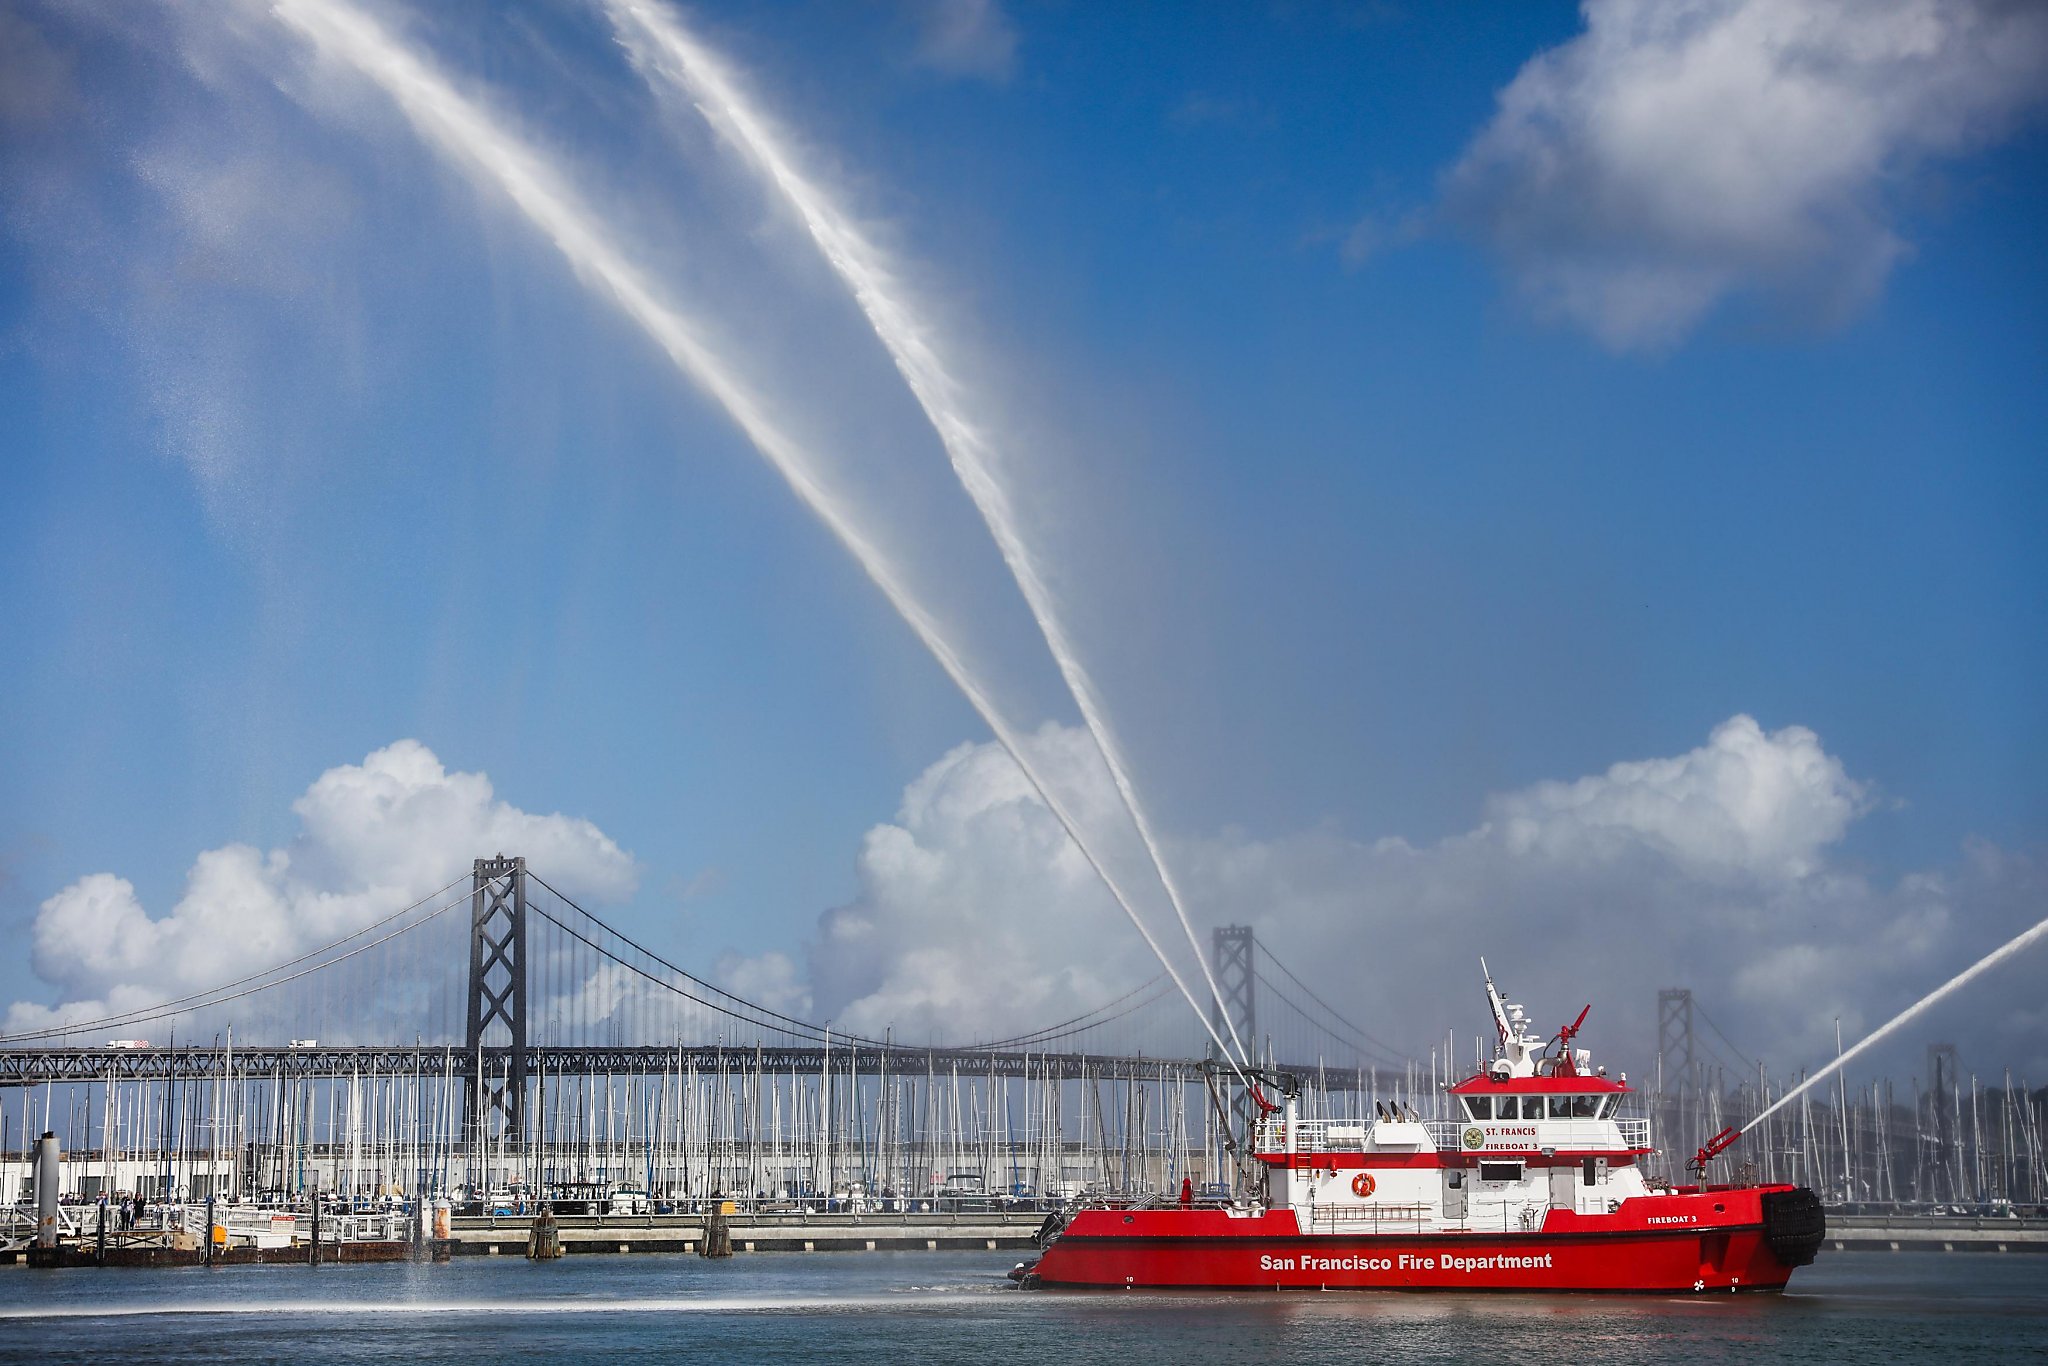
<box><xmin>1689</xmin><ymin>1126</ymin><xmax>1743</xmax><ymax>1179</ymax></box>
<box><xmin>1550</xmin><ymin>1005</ymin><xmax>1592</xmax><ymax>1073</ymax></box>
<box><xmin>1200</xmin><ymin>1058</ymin><xmax>1299</xmax><ymax>1110</ymax></box>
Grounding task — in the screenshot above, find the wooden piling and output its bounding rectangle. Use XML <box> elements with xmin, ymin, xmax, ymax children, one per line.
<box><xmin>700</xmin><ymin>1200</ymin><xmax>733</xmax><ymax>1258</ymax></box>
<box><xmin>526</xmin><ymin>1204</ymin><xmax>563</xmax><ymax>1260</ymax></box>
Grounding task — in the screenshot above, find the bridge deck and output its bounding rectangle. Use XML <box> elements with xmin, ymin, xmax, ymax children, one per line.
<box><xmin>0</xmin><ymin>1044</ymin><xmax>1379</xmax><ymax>1089</ymax></box>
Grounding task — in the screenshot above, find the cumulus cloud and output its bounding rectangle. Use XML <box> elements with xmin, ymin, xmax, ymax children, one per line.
<box><xmin>714</xmin><ymin>949</ymin><xmax>813</xmax><ymax>1021</ymax></box>
<box><xmin>1487</xmin><ymin>715</ymin><xmax>1870</xmax><ymax>880</ymax></box>
<box><xmin>1441</xmin><ymin>0</ymin><xmax>2048</xmax><ymax>348</ymax></box>
<box><xmin>8</xmin><ymin>741</ymin><xmax>637</xmax><ymax>1036</ymax></box>
<box><xmin>796</xmin><ymin>723</ymin><xmax>1148</xmax><ymax>1043</ymax></box>
<box><xmin>906</xmin><ymin>0</ymin><xmax>1018</xmax><ymax>83</ymax></box>
<box><xmin>732</xmin><ymin>715</ymin><xmax>2046</xmax><ymax>1078</ymax></box>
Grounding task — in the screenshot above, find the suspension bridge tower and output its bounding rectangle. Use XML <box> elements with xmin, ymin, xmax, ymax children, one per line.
<box><xmin>1210</xmin><ymin>925</ymin><xmax>1259</xmax><ymax>1191</ymax></box>
<box><xmin>1657</xmin><ymin>988</ymin><xmax>1696</xmax><ymax>1166</ymax></box>
<box><xmin>465</xmin><ymin>855</ymin><xmax>530</xmax><ymax>1142</ymax></box>
<box><xmin>1657</xmin><ymin>988</ymin><xmax>1695</xmax><ymax>1094</ymax></box>
<box><xmin>1211</xmin><ymin>925</ymin><xmax>1256</xmax><ymax>1060</ymax></box>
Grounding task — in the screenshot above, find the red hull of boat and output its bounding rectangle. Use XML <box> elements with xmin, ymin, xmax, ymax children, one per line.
<box><xmin>1028</xmin><ymin>1188</ymin><xmax>1811</xmax><ymax>1293</ymax></box>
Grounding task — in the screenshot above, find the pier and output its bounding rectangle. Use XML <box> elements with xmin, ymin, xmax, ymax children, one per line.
<box><xmin>1826</xmin><ymin>1213</ymin><xmax>2048</xmax><ymax>1254</ymax></box>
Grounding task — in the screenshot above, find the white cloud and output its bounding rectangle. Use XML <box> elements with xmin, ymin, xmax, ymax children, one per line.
<box><xmin>906</xmin><ymin>0</ymin><xmax>1018</xmax><ymax>84</ymax></box>
<box><xmin>714</xmin><ymin>949</ymin><xmax>813</xmax><ymax>1021</ymax></box>
<box><xmin>734</xmin><ymin>715</ymin><xmax>2047</xmax><ymax>1078</ymax></box>
<box><xmin>8</xmin><ymin>740</ymin><xmax>638</xmax><ymax>1035</ymax></box>
<box><xmin>796</xmin><ymin>723</ymin><xmax>1148</xmax><ymax>1043</ymax></box>
<box><xmin>1486</xmin><ymin>715</ymin><xmax>1870</xmax><ymax>880</ymax></box>
<box><xmin>1441</xmin><ymin>0</ymin><xmax>2048</xmax><ymax>348</ymax></box>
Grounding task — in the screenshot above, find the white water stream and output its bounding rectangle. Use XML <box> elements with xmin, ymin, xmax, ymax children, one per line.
<box><xmin>603</xmin><ymin>1</ymin><xmax>1251</xmax><ymax>1066</ymax></box>
<box><xmin>268</xmin><ymin>0</ymin><xmax>1238</xmax><ymax>1058</ymax></box>
<box><xmin>1742</xmin><ymin>912</ymin><xmax>2048</xmax><ymax>1136</ymax></box>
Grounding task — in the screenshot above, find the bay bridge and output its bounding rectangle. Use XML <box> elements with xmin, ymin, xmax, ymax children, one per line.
<box><xmin>0</xmin><ymin>857</ymin><xmax>1419</xmax><ymax>1212</ymax></box>
<box><xmin>3</xmin><ymin>857</ymin><xmax>2041</xmax><ymax>1218</ymax></box>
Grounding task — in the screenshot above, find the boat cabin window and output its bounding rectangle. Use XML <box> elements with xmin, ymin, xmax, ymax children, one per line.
<box><xmin>1478</xmin><ymin>1161</ymin><xmax>1524</xmax><ymax>1183</ymax></box>
<box><xmin>1466</xmin><ymin>1093</ymin><xmax>1618</xmax><ymax>1120</ymax></box>
<box><xmin>1465</xmin><ymin>1092</ymin><xmax>1626</xmax><ymax>1120</ymax></box>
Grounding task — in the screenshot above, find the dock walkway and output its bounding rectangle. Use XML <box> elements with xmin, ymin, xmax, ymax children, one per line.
<box><xmin>447</xmin><ymin>1209</ymin><xmax>1044</xmax><ymax>1256</ymax></box>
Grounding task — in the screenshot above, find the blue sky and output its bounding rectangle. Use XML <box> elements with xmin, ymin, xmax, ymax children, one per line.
<box><xmin>1</xmin><ymin>0</ymin><xmax>2044</xmax><ymax>1074</ymax></box>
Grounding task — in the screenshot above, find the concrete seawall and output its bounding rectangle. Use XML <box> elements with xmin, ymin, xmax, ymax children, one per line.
<box><xmin>1824</xmin><ymin>1214</ymin><xmax>2048</xmax><ymax>1254</ymax></box>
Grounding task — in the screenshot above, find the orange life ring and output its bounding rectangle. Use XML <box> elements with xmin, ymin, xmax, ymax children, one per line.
<box><xmin>1350</xmin><ymin>1172</ymin><xmax>1376</xmax><ymax>1199</ymax></box>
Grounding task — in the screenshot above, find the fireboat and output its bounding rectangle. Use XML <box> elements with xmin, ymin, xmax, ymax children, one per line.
<box><xmin>1014</xmin><ymin>963</ymin><xmax>1825</xmax><ymax>1292</ymax></box>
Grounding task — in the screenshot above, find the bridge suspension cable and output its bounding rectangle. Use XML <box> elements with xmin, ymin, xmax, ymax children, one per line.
<box><xmin>528</xmin><ymin>871</ymin><xmax>1184</xmax><ymax>1054</ymax></box>
<box><xmin>0</xmin><ymin>873</ymin><xmax>473</xmax><ymax>1045</ymax></box>
<box><xmin>1252</xmin><ymin>939</ymin><xmax>1409</xmax><ymax>1069</ymax></box>
<box><xmin>0</xmin><ymin>859</ymin><xmax>1306</xmax><ymax>1066</ymax></box>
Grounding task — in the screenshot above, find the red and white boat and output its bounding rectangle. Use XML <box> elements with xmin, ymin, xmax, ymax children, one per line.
<box><xmin>1016</xmin><ymin>963</ymin><xmax>1825</xmax><ymax>1293</ymax></box>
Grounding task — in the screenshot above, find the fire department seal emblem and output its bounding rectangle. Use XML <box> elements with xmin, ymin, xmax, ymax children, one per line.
<box><xmin>1462</xmin><ymin>1126</ymin><xmax>1486</xmax><ymax>1150</ymax></box>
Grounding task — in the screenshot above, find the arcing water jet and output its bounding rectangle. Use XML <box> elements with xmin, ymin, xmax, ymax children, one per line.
<box><xmin>1741</xmin><ymin>911</ymin><xmax>2048</xmax><ymax>1138</ymax></box>
<box><xmin>604</xmin><ymin>0</ymin><xmax>1251</xmax><ymax>1064</ymax></box>
<box><xmin>267</xmin><ymin>0</ymin><xmax>1240</xmax><ymax>1060</ymax></box>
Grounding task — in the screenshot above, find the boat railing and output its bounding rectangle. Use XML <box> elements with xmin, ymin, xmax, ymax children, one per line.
<box><xmin>1305</xmin><ymin>1199</ymin><xmax>1565</xmax><ymax>1237</ymax></box>
<box><xmin>1305</xmin><ymin>1202</ymin><xmax>1433</xmax><ymax>1235</ymax></box>
<box><xmin>1416</xmin><ymin>1118</ymin><xmax>1651</xmax><ymax>1151</ymax></box>
<box><xmin>1252</xmin><ymin>1119</ymin><xmax>1381</xmax><ymax>1153</ymax></box>
<box><xmin>1261</xmin><ymin>1115</ymin><xmax>1657</xmax><ymax>1154</ymax></box>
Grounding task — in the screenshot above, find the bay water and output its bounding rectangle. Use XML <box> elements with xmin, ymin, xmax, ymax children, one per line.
<box><xmin>0</xmin><ymin>1249</ymin><xmax>2039</xmax><ymax>1363</ymax></box>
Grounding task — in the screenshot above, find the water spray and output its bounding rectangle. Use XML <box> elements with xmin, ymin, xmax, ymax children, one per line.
<box><xmin>1691</xmin><ymin>910</ymin><xmax>2048</xmax><ymax>1179</ymax></box>
<box><xmin>604</xmin><ymin>1</ymin><xmax>1253</xmax><ymax>1067</ymax></box>
<box><xmin>268</xmin><ymin>0</ymin><xmax>1246</xmax><ymax>1067</ymax></box>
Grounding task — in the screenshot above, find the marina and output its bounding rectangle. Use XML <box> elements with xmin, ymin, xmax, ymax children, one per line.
<box><xmin>5</xmin><ymin>926</ymin><xmax>2043</xmax><ymax>1278</ymax></box>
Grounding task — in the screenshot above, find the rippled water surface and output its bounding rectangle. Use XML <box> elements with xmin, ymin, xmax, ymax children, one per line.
<box><xmin>1</xmin><ymin>1250</ymin><xmax>2040</xmax><ymax>1363</ymax></box>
